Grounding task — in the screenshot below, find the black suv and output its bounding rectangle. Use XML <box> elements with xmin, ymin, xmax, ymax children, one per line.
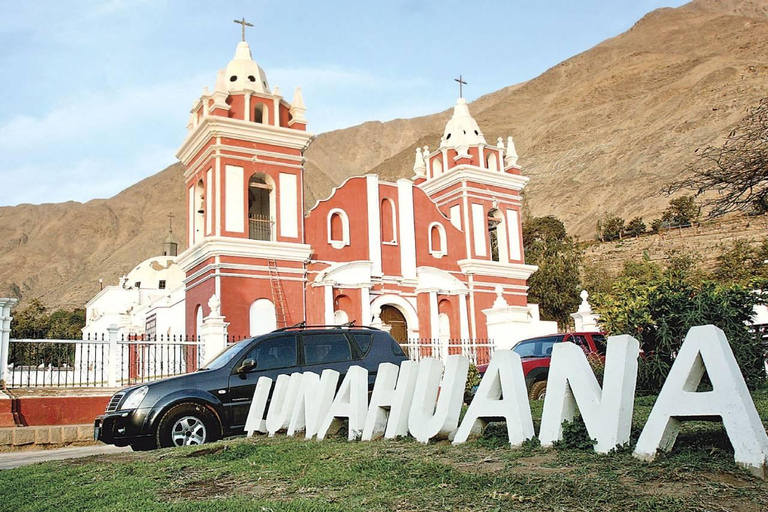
<box><xmin>94</xmin><ymin>325</ymin><xmax>407</xmax><ymax>450</ymax></box>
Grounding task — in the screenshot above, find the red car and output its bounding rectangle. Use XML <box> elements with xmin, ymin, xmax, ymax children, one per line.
<box><xmin>477</xmin><ymin>332</ymin><xmax>608</xmax><ymax>400</ymax></box>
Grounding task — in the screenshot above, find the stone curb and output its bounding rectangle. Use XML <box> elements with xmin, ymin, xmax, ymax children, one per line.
<box><xmin>0</xmin><ymin>424</ymin><xmax>96</xmax><ymax>450</ymax></box>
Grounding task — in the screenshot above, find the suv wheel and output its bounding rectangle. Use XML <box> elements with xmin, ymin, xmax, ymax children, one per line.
<box><xmin>529</xmin><ymin>380</ymin><xmax>548</xmax><ymax>401</ymax></box>
<box><xmin>156</xmin><ymin>403</ymin><xmax>219</xmax><ymax>448</ymax></box>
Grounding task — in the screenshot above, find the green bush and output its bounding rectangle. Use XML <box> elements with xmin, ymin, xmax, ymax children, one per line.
<box><xmin>593</xmin><ymin>274</ymin><xmax>765</xmax><ymax>393</ymax></box>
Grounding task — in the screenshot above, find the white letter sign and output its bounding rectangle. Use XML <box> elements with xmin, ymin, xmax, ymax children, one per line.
<box><xmin>453</xmin><ymin>350</ymin><xmax>534</xmax><ymax>446</ymax></box>
<box><xmin>408</xmin><ymin>355</ymin><xmax>469</xmax><ymax>443</ymax></box>
<box><xmin>362</xmin><ymin>361</ymin><xmax>418</xmax><ymax>441</ymax></box>
<box><xmin>634</xmin><ymin>325</ymin><xmax>768</xmax><ymax>476</ymax></box>
<box><xmin>317</xmin><ymin>366</ymin><xmax>369</xmax><ymax>441</ymax></box>
<box><xmin>539</xmin><ymin>335</ymin><xmax>639</xmax><ymax>453</ymax></box>
<box><xmin>287</xmin><ymin>370</ymin><xmax>339</xmax><ymax>439</ymax></box>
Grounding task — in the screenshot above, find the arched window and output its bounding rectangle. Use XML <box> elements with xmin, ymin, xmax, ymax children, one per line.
<box><xmin>432</xmin><ymin>156</ymin><xmax>443</xmax><ymax>178</ymax></box>
<box><xmin>327</xmin><ymin>208</ymin><xmax>350</xmax><ymax>248</ymax></box>
<box><xmin>486</xmin><ymin>152</ymin><xmax>498</xmax><ymax>171</ymax></box>
<box><xmin>488</xmin><ymin>208</ymin><xmax>509</xmax><ymax>263</ymax></box>
<box><xmin>254</xmin><ymin>103</ymin><xmax>269</xmax><ymax>124</ymax></box>
<box><xmin>334</xmin><ymin>293</ymin><xmax>353</xmax><ymax>325</ymax></box>
<box><xmin>438</xmin><ymin>298</ymin><xmax>453</xmax><ymax>342</ymax></box>
<box><xmin>195</xmin><ymin>305</ymin><xmax>203</xmax><ymax>339</ymax></box>
<box><xmin>428</xmin><ymin>222</ymin><xmax>447</xmax><ymax>258</ymax></box>
<box><xmin>248</xmin><ymin>173</ymin><xmax>274</xmax><ymax>241</ymax></box>
<box><xmin>380</xmin><ymin>198</ymin><xmax>397</xmax><ymax>244</ymax></box>
<box><xmin>194</xmin><ymin>179</ymin><xmax>205</xmax><ymax>243</ymax></box>
<box><xmin>250</xmin><ymin>299</ymin><xmax>277</xmax><ymax>336</ymax></box>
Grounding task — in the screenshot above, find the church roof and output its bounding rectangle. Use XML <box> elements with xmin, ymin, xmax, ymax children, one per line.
<box><xmin>439</xmin><ymin>98</ymin><xmax>486</xmax><ymax>153</ymax></box>
<box><xmin>224</xmin><ymin>42</ymin><xmax>270</xmax><ymax>94</ymax></box>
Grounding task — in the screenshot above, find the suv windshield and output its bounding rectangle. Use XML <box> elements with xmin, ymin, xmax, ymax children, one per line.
<box><xmin>200</xmin><ymin>341</ymin><xmax>247</xmax><ymax>370</ymax></box>
<box><xmin>513</xmin><ymin>335</ymin><xmax>564</xmax><ymax>358</ymax></box>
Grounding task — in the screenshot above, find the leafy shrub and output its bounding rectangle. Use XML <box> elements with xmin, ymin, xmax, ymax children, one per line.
<box><xmin>552</xmin><ymin>416</ymin><xmax>595</xmax><ymax>451</ymax></box>
<box><xmin>465</xmin><ymin>363</ymin><xmax>481</xmax><ymax>400</ymax></box>
<box><xmin>593</xmin><ymin>274</ymin><xmax>765</xmax><ymax>393</ymax></box>
<box><xmin>624</xmin><ymin>217</ymin><xmax>646</xmax><ymax>237</ymax></box>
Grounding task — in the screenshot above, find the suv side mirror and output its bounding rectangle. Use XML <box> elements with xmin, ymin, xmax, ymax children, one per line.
<box><xmin>237</xmin><ymin>358</ymin><xmax>257</xmax><ymax>374</ymax></box>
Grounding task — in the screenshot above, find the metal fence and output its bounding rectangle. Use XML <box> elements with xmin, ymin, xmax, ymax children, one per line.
<box><xmin>6</xmin><ymin>333</ymin><xmax>203</xmax><ymax>388</ymax></box>
<box><xmin>248</xmin><ymin>214</ymin><xmax>273</xmax><ymax>241</ymax></box>
<box><xmin>399</xmin><ymin>338</ymin><xmax>495</xmax><ymax>366</ymax></box>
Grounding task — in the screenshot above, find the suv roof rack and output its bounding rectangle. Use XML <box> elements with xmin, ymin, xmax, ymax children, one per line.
<box><xmin>273</xmin><ymin>321</ymin><xmax>381</xmax><ymax>333</ymax></box>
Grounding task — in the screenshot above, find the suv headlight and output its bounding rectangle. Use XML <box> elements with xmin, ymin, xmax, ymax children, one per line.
<box><xmin>119</xmin><ymin>386</ymin><xmax>149</xmax><ymax>410</ymax></box>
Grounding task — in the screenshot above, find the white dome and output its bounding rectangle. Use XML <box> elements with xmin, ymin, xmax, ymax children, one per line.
<box><xmin>439</xmin><ymin>98</ymin><xmax>486</xmax><ymax>153</ymax></box>
<box><xmin>224</xmin><ymin>42</ymin><xmax>270</xmax><ymax>94</ymax></box>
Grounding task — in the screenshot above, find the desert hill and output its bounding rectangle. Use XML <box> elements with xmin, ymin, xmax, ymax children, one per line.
<box><xmin>2</xmin><ymin>0</ymin><xmax>768</xmax><ymax>309</ymax></box>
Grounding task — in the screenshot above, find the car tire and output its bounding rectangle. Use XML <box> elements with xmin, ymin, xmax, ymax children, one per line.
<box><xmin>130</xmin><ymin>438</ymin><xmax>157</xmax><ymax>451</ymax></box>
<box><xmin>156</xmin><ymin>403</ymin><xmax>219</xmax><ymax>449</ymax></box>
<box><xmin>529</xmin><ymin>380</ymin><xmax>548</xmax><ymax>401</ymax></box>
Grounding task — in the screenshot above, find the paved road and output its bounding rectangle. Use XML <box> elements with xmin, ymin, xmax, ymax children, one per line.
<box><xmin>0</xmin><ymin>445</ymin><xmax>132</xmax><ymax>470</ymax></box>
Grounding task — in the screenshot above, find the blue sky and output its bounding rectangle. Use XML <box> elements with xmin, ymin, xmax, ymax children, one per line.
<box><xmin>0</xmin><ymin>0</ymin><xmax>688</xmax><ymax>206</ymax></box>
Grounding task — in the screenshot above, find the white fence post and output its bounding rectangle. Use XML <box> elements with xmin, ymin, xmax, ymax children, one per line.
<box><xmin>107</xmin><ymin>324</ymin><xmax>119</xmax><ymax>387</ymax></box>
<box><xmin>200</xmin><ymin>294</ymin><xmax>229</xmax><ymax>366</ymax></box>
<box><xmin>0</xmin><ymin>298</ymin><xmax>18</xmax><ymax>387</ymax></box>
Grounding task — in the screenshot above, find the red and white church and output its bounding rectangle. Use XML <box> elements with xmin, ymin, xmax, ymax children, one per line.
<box><xmin>86</xmin><ymin>35</ymin><xmax>557</xmax><ymax>347</ymax></box>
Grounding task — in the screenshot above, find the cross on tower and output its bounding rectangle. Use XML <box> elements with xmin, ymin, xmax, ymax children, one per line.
<box><xmin>167</xmin><ymin>212</ymin><xmax>175</xmax><ymax>234</ymax></box>
<box><xmin>454</xmin><ymin>75</ymin><xmax>467</xmax><ymax>98</ymax></box>
<box><xmin>233</xmin><ymin>17</ymin><xmax>254</xmax><ymax>42</ymax></box>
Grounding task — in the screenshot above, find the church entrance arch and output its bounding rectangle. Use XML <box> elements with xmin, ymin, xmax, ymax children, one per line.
<box><xmin>380</xmin><ymin>306</ymin><xmax>407</xmax><ymax>343</ymax></box>
<box><xmin>371</xmin><ymin>294</ymin><xmax>419</xmax><ymax>343</ymax></box>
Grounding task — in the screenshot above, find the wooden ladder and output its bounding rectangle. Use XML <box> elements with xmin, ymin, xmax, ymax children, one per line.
<box><xmin>267</xmin><ymin>259</ymin><xmax>288</xmax><ymax>327</ymax></box>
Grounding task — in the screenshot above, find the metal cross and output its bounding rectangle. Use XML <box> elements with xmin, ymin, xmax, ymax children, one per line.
<box><xmin>233</xmin><ymin>17</ymin><xmax>254</xmax><ymax>42</ymax></box>
<box><xmin>454</xmin><ymin>75</ymin><xmax>467</xmax><ymax>98</ymax></box>
<box><xmin>168</xmin><ymin>212</ymin><xmax>175</xmax><ymax>234</ymax></box>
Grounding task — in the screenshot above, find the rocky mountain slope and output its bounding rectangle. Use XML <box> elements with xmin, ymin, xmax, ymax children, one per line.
<box><xmin>2</xmin><ymin>0</ymin><xmax>768</xmax><ymax>309</ymax></box>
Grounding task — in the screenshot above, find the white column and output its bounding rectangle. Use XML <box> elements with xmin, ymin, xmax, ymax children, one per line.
<box><xmin>107</xmin><ymin>324</ymin><xmax>119</xmax><ymax>387</ymax></box>
<box><xmin>361</xmin><ymin>287</ymin><xmax>372</xmax><ymax>326</ymax></box>
<box><xmin>429</xmin><ymin>291</ymin><xmax>439</xmax><ymax>344</ymax></box>
<box><xmin>366</xmin><ymin>175</ymin><xmax>382</xmax><ymax>276</ymax></box>
<box><xmin>244</xmin><ymin>94</ymin><xmax>251</xmax><ymax>122</ymax></box>
<box><xmin>215</xmin><ymin>139</ymin><xmax>222</xmax><ymax>236</ymax></box>
<box><xmin>459</xmin><ymin>293</ymin><xmax>470</xmax><ymax>340</ymax></box>
<box><xmin>324</xmin><ymin>285</ymin><xmax>335</xmax><ymax>325</ymax></box>
<box><xmin>397</xmin><ymin>179</ymin><xmax>417</xmax><ymax>280</ymax></box>
<box><xmin>200</xmin><ymin>295</ymin><xmax>229</xmax><ymax>366</ymax></box>
<box><xmin>0</xmin><ymin>298</ymin><xmax>18</xmax><ymax>385</ymax></box>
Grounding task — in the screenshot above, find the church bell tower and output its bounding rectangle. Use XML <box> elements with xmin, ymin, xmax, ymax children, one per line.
<box><xmin>175</xmin><ymin>21</ymin><xmax>314</xmax><ymax>337</ymax></box>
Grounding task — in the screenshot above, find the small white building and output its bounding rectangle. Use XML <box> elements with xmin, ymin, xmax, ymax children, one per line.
<box><xmin>84</xmin><ymin>235</ymin><xmax>186</xmax><ymax>339</ymax></box>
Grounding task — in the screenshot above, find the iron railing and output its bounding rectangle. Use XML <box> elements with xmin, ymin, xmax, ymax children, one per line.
<box><xmin>6</xmin><ymin>334</ymin><xmax>202</xmax><ymax>388</ymax></box>
<box><xmin>249</xmin><ymin>214</ymin><xmax>273</xmax><ymax>241</ymax></box>
<box><xmin>399</xmin><ymin>338</ymin><xmax>495</xmax><ymax>366</ymax></box>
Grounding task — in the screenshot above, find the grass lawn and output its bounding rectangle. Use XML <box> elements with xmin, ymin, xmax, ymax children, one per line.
<box><xmin>2</xmin><ymin>389</ymin><xmax>767</xmax><ymax>512</ymax></box>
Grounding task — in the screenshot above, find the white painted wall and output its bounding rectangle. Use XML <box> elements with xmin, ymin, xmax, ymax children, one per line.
<box><xmin>225</xmin><ymin>165</ymin><xmax>245</xmax><ymax>233</ymax></box>
<box><xmin>279</xmin><ymin>173</ymin><xmax>298</xmax><ymax>238</ymax></box>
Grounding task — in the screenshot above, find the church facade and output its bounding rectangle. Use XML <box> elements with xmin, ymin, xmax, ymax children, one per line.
<box><xmin>171</xmin><ymin>36</ymin><xmax>556</xmax><ymax>346</ymax></box>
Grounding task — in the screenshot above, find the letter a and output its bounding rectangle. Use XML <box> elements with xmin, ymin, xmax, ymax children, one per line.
<box><xmin>539</xmin><ymin>335</ymin><xmax>639</xmax><ymax>453</ymax></box>
<box><xmin>453</xmin><ymin>350</ymin><xmax>534</xmax><ymax>446</ymax></box>
<box><xmin>633</xmin><ymin>325</ymin><xmax>768</xmax><ymax>477</ymax></box>
<box><xmin>317</xmin><ymin>366</ymin><xmax>369</xmax><ymax>441</ymax></box>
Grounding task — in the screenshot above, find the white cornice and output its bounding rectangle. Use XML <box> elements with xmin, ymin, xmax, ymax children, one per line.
<box><xmin>418</xmin><ymin>166</ymin><xmax>529</xmax><ymax>197</ymax></box>
<box><xmin>177</xmin><ymin>116</ymin><xmax>314</xmax><ymax>169</ymax></box>
<box><xmin>458</xmin><ymin>259</ymin><xmax>538</xmax><ymax>280</ymax></box>
<box><xmin>176</xmin><ymin>237</ymin><xmax>312</xmax><ymax>273</ymax></box>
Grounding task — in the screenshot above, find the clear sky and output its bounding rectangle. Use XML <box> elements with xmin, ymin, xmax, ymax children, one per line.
<box><xmin>0</xmin><ymin>0</ymin><xmax>689</xmax><ymax>207</ymax></box>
